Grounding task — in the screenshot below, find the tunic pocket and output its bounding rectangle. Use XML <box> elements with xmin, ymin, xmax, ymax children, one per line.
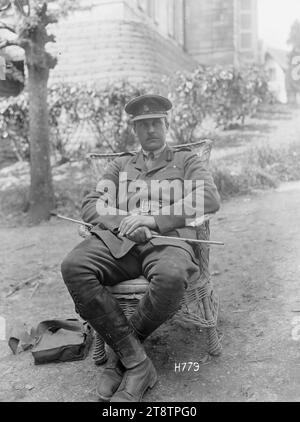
<box><xmin>155</xmin><ymin>167</ymin><xmax>184</xmax><ymax>182</ymax></box>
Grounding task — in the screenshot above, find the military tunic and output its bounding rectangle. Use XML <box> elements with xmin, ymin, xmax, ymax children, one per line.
<box><xmin>82</xmin><ymin>144</ymin><xmax>221</xmax><ymax>261</ymax></box>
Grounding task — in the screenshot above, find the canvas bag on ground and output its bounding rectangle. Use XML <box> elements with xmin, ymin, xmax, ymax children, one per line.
<box><xmin>30</xmin><ymin>319</ymin><xmax>93</xmax><ymax>364</ymax></box>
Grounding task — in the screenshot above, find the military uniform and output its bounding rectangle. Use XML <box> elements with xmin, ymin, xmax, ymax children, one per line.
<box><xmin>81</xmin><ymin>143</ymin><xmax>220</xmax><ymax>263</ymax></box>
<box><xmin>61</xmin><ymin>94</ymin><xmax>220</xmax><ymax>402</ymax></box>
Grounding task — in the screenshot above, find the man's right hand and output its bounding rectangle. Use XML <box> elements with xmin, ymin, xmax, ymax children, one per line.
<box><xmin>119</xmin><ymin>226</ymin><xmax>153</xmax><ymax>244</ymax></box>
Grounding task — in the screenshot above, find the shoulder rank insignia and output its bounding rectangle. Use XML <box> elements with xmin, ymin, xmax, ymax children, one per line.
<box><xmin>119</xmin><ymin>151</ymin><xmax>136</xmax><ymax>157</ymax></box>
<box><xmin>174</xmin><ymin>146</ymin><xmax>192</xmax><ymax>152</ymax></box>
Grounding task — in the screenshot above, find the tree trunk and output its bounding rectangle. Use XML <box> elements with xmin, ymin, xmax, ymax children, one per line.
<box><xmin>27</xmin><ymin>61</ymin><xmax>55</xmax><ymax>224</ymax></box>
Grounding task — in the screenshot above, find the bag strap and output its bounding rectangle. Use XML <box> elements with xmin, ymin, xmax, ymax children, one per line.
<box><xmin>34</xmin><ymin>319</ymin><xmax>83</xmax><ymax>337</ymax></box>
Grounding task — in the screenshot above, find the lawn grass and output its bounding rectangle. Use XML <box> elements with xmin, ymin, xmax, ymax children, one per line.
<box><xmin>211</xmin><ymin>141</ymin><xmax>300</xmax><ymax>199</ymax></box>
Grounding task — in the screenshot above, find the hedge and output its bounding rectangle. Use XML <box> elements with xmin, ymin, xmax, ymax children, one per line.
<box><xmin>0</xmin><ymin>64</ymin><xmax>274</xmax><ymax>162</ymax></box>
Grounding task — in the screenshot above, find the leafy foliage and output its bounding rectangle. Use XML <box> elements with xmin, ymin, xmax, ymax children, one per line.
<box><xmin>0</xmin><ymin>81</ymin><xmax>145</xmax><ymax>161</ymax></box>
<box><xmin>48</xmin><ymin>80</ymin><xmax>150</xmax><ymax>160</ymax></box>
<box><xmin>286</xmin><ymin>20</ymin><xmax>300</xmax><ymax>97</ymax></box>
<box><xmin>0</xmin><ymin>65</ymin><xmax>273</xmax><ymax>162</ymax></box>
<box><xmin>169</xmin><ymin>64</ymin><xmax>273</xmax><ymax>143</ymax></box>
<box><xmin>287</xmin><ymin>20</ymin><xmax>300</xmax><ymax>49</ymax></box>
<box><xmin>0</xmin><ymin>92</ymin><xmax>29</xmax><ymax>160</ymax></box>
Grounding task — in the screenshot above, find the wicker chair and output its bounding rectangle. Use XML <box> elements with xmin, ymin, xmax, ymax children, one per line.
<box><xmin>79</xmin><ymin>139</ymin><xmax>222</xmax><ymax>365</ymax></box>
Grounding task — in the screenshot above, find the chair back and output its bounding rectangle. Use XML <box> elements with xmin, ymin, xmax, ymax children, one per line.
<box><xmin>87</xmin><ymin>140</ymin><xmax>213</xmax><ymax>180</ymax></box>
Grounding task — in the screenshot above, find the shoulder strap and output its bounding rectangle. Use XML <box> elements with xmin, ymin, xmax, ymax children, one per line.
<box><xmin>174</xmin><ymin>146</ymin><xmax>192</xmax><ymax>152</ymax></box>
<box><xmin>119</xmin><ymin>151</ymin><xmax>136</xmax><ymax>158</ymax></box>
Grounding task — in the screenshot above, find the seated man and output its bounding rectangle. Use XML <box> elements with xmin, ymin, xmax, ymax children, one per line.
<box><xmin>61</xmin><ymin>94</ymin><xmax>221</xmax><ymax>402</ymax></box>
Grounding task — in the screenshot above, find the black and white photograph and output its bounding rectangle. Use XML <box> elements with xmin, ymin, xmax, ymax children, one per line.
<box><xmin>0</xmin><ymin>0</ymin><xmax>299</xmax><ymax>405</ymax></box>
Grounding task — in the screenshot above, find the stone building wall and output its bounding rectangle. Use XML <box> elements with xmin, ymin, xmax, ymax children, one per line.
<box><xmin>46</xmin><ymin>0</ymin><xmax>259</xmax><ymax>86</ymax></box>
<box><xmin>185</xmin><ymin>0</ymin><xmax>237</xmax><ymax>66</ymax></box>
<box><xmin>48</xmin><ymin>0</ymin><xmax>196</xmax><ymax>87</ymax></box>
<box><xmin>185</xmin><ymin>0</ymin><xmax>258</xmax><ymax>66</ymax></box>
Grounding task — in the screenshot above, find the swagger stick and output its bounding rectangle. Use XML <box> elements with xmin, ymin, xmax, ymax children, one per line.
<box><xmin>51</xmin><ymin>213</ymin><xmax>224</xmax><ymax>246</ymax></box>
<box><xmin>151</xmin><ymin>235</ymin><xmax>224</xmax><ymax>246</ymax></box>
<box><xmin>50</xmin><ymin>212</ymin><xmax>93</xmax><ymax>228</ymax></box>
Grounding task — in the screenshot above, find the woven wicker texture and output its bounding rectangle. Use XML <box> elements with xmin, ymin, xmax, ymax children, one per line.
<box><xmin>88</xmin><ymin>140</ymin><xmax>212</xmax><ymax>180</ymax></box>
<box><xmin>83</xmin><ymin>140</ymin><xmax>222</xmax><ymax>364</ymax></box>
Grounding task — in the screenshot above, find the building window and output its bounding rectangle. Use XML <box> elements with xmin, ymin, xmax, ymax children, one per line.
<box><xmin>0</xmin><ymin>56</ymin><xmax>5</xmax><ymax>81</ymax></box>
<box><xmin>153</xmin><ymin>0</ymin><xmax>160</xmax><ymax>24</ymax></box>
<box><xmin>137</xmin><ymin>0</ymin><xmax>147</xmax><ymax>12</ymax></box>
<box><xmin>241</xmin><ymin>13</ymin><xmax>252</xmax><ymax>30</ymax></box>
<box><xmin>167</xmin><ymin>0</ymin><xmax>175</xmax><ymax>37</ymax></box>
<box><xmin>146</xmin><ymin>0</ymin><xmax>153</xmax><ymax>18</ymax></box>
<box><xmin>241</xmin><ymin>32</ymin><xmax>252</xmax><ymax>49</ymax></box>
<box><xmin>241</xmin><ymin>0</ymin><xmax>252</xmax><ymax>11</ymax></box>
<box><xmin>268</xmin><ymin>68</ymin><xmax>276</xmax><ymax>82</ymax></box>
<box><xmin>138</xmin><ymin>0</ymin><xmax>159</xmax><ymax>24</ymax></box>
<box><xmin>174</xmin><ymin>0</ymin><xmax>184</xmax><ymax>46</ymax></box>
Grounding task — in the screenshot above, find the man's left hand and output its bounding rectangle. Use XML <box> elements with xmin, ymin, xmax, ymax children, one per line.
<box><xmin>119</xmin><ymin>215</ymin><xmax>157</xmax><ymax>237</ymax></box>
<box><xmin>124</xmin><ymin>226</ymin><xmax>153</xmax><ymax>243</ymax></box>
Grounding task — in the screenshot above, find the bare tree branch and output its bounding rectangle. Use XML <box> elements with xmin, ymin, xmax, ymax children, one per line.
<box><xmin>0</xmin><ymin>39</ymin><xmax>22</xmax><ymax>50</ymax></box>
<box><xmin>44</xmin><ymin>13</ymin><xmax>58</xmax><ymax>26</ymax></box>
<box><xmin>0</xmin><ymin>21</ymin><xmax>17</xmax><ymax>33</ymax></box>
<box><xmin>38</xmin><ymin>1</ymin><xmax>48</xmax><ymax>19</ymax></box>
<box><xmin>45</xmin><ymin>51</ymin><xmax>57</xmax><ymax>69</ymax></box>
<box><xmin>19</xmin><ymin>37</ymin><xmax>30</xmax><ymax>49</ymax></box>
<box><xmin>45</xmin><ymin>33</ymin><xmax>56</xmax><ymax>43</ymax></box>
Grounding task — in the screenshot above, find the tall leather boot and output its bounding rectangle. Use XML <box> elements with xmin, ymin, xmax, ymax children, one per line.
<box><xmin>84</xmin><ymin>295</ymin><xmax>157</xmax><ymax>403</ymax></box>
<box><xmin>96</xmin><ymin>298</ymin><xmax>171</xmax><ymax>402</ymax></box>
<box><xmin>97</xmin><ymin>291</ymin><xmax>178</xmax><ymax>402</ymax></box>
<box><xmin>97</xmin><ymin>337</ymin><xmax>147</xmax><ymax>401</ymax></box>
<box><xmin>109</xmin><ymin>288</ymin><xmax>179</xmax><ymax>402</ymax></box>
<box><xmin>93</xmin><ymin>324</ymin><xmax>157</xmax><ymax>402</ymax></box>
<box><xmin>129</xmin><ymin>291</ymin><xmax>179</xmax><ymax>342</ymax></box>
<box><xmin>109</xmin><ymin>334</ymin><xmax>157</xmax><ymax>402</ymax></box>
<box><xmin>96</xmin><ymin>347</ymin><xmax>125</xmax><ymax>402</ymax></box>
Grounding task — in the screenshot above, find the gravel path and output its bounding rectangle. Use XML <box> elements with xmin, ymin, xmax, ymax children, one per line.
<box><xmin>1</xmin><ymin>181</ymin><xmax>300</xmax><ymax>402</ymax></box>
